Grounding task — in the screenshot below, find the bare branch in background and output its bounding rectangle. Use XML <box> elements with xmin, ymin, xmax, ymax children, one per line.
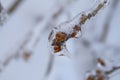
<box><xmin>106</xmin><ymin>66</ymin><xmax>120</xmax><ymax>75</ymax></box>
<box><xmin>0</xmin><ymin>2</ymin><xmax>66</xmax><ymax>72</ymax></box>
<box><xmin>7</xmin><ymin>0</ymin><xmax>23</xmax><ymax>14</ymax></box>
<box><xmin>0</xmin><ymin>2</ymin><xmax>7</xmax><ymax>25</ymax></box>
<box><xmin>44</xmin><ymin>55</ymin><xmax>54</xmax><ymax>78</ymax></box>
<box><xmin>0</xmin><ymin>2</ymin><xmax>3</xmax><ymax>13</ymax></box>
<box><xmin>100</xmin><ymin>0</ymin><xmax>120</xmax><ymax>42</ymax></box>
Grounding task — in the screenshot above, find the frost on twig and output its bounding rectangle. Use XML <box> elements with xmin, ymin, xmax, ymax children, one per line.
<box><xmin>86</xmin><ymin>61</ymin><xmax>120</xmax><ymax>80</ymax></box>
<box><xmin>85</xmin><ymin>46</ymin><xmax>120</xmax><ymax>80</ymax></box>
<box><xmin>86</xmin><ymin>69</ymin><xmax>109</xmax><ymax>80</ymax></box>
<box><xmin>48</xmin><ymin>0</ymin><xmax>110</xmax><ymax>56</ymax></box>
<box><xmin>0</xmin><ymin>4</ymin><xmax>67</xmax><ymax>72</ymax></box>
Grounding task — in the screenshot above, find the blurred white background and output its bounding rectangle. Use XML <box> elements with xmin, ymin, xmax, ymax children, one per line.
<box><xmin>0</xmin><ymin>0</ymin><xmax>120</xmax><ymax>80</ymax></box>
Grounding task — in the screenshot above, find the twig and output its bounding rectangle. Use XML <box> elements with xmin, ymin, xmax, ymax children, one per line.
<box><xmin>8</xmin><ymin>0</ymin><xmax>23</xmax><ymax>14</ymax></box>
<box><xmin>105</xmin><ymin>66</ymin><xmax>120</xmax><ymax>75</ymax></box>
<box><xmin>48</xmin><ymin>0</ymin><xmax>110</xmax><ymax>56</ymax></box>
<box><xmin>100</xmin><ymin>0</ymin><xmax>120</xmax><ymax>42</ymax></box>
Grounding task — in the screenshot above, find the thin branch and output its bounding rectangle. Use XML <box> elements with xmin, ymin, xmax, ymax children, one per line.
<box><xmin>48</xmin><ymin>0</ymin><xmax>110</xmax><ymax>56</ymax></box>
<box><xmin>105</xmin><ymin>66</ymin><xmax>120</xmax><ymax>75</ymax></box>
<box><xmin>100</xmin><ymin>0</ymin><xmax>120</xmax><ymax>42</ymax></box>
<box><xmin>7</xmin><ymin>0</ymin><xmax>23</xmax><ymax>14</ymax></box>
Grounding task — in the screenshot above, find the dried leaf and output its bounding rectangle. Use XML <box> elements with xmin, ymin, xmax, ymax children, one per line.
<box><xmin>97</xmin><ymin>58</ymin><xmax>106</xmax><ymax>66</ymax></box>
<box><xmin>23</xmin><ymin>52</ymin><xmax>31</xmax><ymax>61</ymax></box>
<box><xmin>54</xmin><ymin>45</ymin><xmax>61</xmax><ymax>53</ymax></box>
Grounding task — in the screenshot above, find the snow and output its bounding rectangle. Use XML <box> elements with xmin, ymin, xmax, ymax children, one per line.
<box><xmin>0</xmin><ymin>0</ymin><xmax>120</xmax><ymax>80</ymax></box>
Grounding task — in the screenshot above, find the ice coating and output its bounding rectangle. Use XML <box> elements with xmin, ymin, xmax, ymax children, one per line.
<box><xmin>48</xmin><ymin>14</ymin><xmax>83</xmax><ymax>56</ymax></box>
<box><xmin>48</xmin><ymin>0</ymin><xmax>110</xmax><ymax>56</ymax></box>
